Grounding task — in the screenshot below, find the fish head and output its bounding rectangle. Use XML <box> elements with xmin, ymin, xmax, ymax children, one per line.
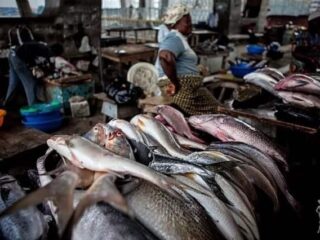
<box><xmin>105</xmin><ymin>128</ymin><xmax>132</xmax><ymax>158</ymax></box>
<box><xmin>47</xmin><ymin>135</ymin><xmax>75</xmax><ymax>161</ymax></box>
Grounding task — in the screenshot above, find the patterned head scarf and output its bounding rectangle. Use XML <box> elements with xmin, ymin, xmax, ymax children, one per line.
<box><xmin>164</xmin><ymin>4</ymin><xmax>190</xmax><ymax>26</ymax></box>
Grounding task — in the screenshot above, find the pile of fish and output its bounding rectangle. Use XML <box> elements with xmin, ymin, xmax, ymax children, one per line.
<box><xmin>244</xmin><ymin>69</ymin><xmax>320</xmax><ymax>109</ymax></box>
<box><xmin>0</xmin><ymin>105</ymin><xmax>299</xmax><ymax>240</ymax></box>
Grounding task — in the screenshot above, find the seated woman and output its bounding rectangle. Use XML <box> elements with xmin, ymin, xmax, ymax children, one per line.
<box><xmin>156</xmin><ymin>4</ymin><xmax>219</xmax><ymax>116</ymax></box>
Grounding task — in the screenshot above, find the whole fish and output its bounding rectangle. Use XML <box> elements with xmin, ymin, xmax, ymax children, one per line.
<box><xmin>275</xmin><ymin>74</ymin><xmax>320</xmax><ymax>95</ymax></box>
<box><xmin>149</xmin><ymin>158</ymin><xmax>215</xmax><ymax>178</ymax></box>
<box><xmin>47</xmin><ymin>135</ymin><xmax>213</xmax><ymax>198</ymax></box>
<box><xmin>208</xmin><ymin>142</ymin><xmax>299</xmax><ymax>210</ymax></box>
<box><xmin>188</xmin><ymin>114</ymin><xmax>288</xmax><ymax>170</ymax></box>
<box><xmin>256</xmin><ymin>67</ymin><xmax>285</xmax><ymax>81</ymax></box>
<box><xmin>244</xmin><ymin>72</ymin><xmax>280</xmax><ymax>97</ymax></box>
<box><xmin>0</xmin><ymin>175</ymin><xmax>48</xmax><ymax>240</ymax></box>
<box><xmin>214</xmin><ymin>173</ymin><xmax>259</xmax><ymax>240</ymax></box>
<box><xmin>174</xmin><ymin>174</ymin><xmax>244</xmax><ymax>240</ymax></box>
<box><xmin>186</xmin><ymin>151</ymin><xmax>238</xmax><ymax>165</ymax></box>
<box><xmin>108</xmin><ymin>119</ymin><xmax>145</xmax><ymax>143</ymax></box>
<box><xmin>173</xmin><ymin>133</ymin><xmax>207</xmax><ymax>150</ymax></box>
<box><xmin>130</xmin><ymin>115</ymin><xmax>191</xmax><ymax>159</ymax></box>
<box><xmin>157</xmin><ymin>105</ymin><xmax>205</xmax><ymax>143</ymax></box>
<box><xmin>126</xmin><ymin>180</ymin><xmax>223</xmax><ymax>240</ymax></box>
<box><xmin>277</xmin><ymin>91</ymin><xmax>320</xmax><ymax>109</ymax></box>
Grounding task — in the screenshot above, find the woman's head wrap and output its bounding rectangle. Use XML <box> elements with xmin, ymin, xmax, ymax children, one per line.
<box><xmin>164</xmin><ymin>4</ymin><xmax>190</xmax><ymax>25</ymax></box>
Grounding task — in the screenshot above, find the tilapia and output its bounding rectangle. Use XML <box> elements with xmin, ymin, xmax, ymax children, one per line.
<box><xmin>244</xmin><ymin>72</ymin><xmax>280</xmax><ymax>97</ymax></box>
<box><xmin>275</xmin><ymin>74</ymin><xmax>320</xmax><ymax>95</ymax></box>
<box><xmin>47</xmin><ymin>135</ymin><xmax>213</xmax><ymax>198</ymax></box>
<box><xmin>277</xmin><ymin>91</ymin><xmax>320</xmax><ymax>109</ymax></box>
<box><xmin>126</xmin><ymin>180</ymin><xmax>224</xmax><ymax>240</ymax></box>
<box><xmin>130</xmin><ymin>114</ymin><xmax>191</xmax><ymax>159</ymax></box>
<box><xmin>188</xmin><ymin>114</ymin><xmax>288</xmax><ymax>170</ymax></box>
<box><xmin>0</xmin><ymin>175</ymin><xmax>48</xmax><ymax>240</ymax></box>
<box><xmin>157</xmin><ymin>105</ymin><xmax>205</xmax><ymax>143</ymax></box>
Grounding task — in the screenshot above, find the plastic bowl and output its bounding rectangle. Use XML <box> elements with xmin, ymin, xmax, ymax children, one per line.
<box><xmin>0</xmin><ymin>109</ymin><xmax>6</xmax><ymax>127</ymax></box>
<box><xmin>20</xmin><ymin>100</ymin><xmax>62</xmax><ymax>116</ymax></box>
<box><xmin>22</xmin><ymin>110</ymin><xmax>62</xmax><ymax>123</ymax></box>
<box><xmin>22</xmin><ymin>117</ymin><xmax>63</xmax><ymax>133</ymax></box>
<box><xmin>247</xmin><ymin>44</ymin><xmax>265</xmax><ymax>55</ymax></box>
<box><xmin>230</xmin><ymin>63</ymin><xmax>257</xmax><ymax>78</ymax></box>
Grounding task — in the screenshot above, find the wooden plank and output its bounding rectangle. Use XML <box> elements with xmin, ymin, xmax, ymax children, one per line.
<box><xmin>217</xmin><ymin>106</ymin><xmax>318</xmax><ymax>135</ymax></box>
<box><xmin>0</xmin><ymin>125</ymin><xmax>50</xmax><ymax>161</ymax></box>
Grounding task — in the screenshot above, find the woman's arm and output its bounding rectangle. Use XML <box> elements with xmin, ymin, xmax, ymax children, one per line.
<box><xmin>159</xmin><ymin>49</ymin><xmax>180</xmax><ymax>92</ymax></box>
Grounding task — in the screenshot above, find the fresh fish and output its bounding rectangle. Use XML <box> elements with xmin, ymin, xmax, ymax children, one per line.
<box><xmin>157</xmin><ymin>105</ymin><xmax>205</xmax><ymax>143</ymax></box>
<box><xmin>126</xmin><ymin>180</ymin><xmax>224</xmax><ymax>240</ymax></box>
<box><xmin>149</xmin><ymin>158</ymin><xmax>215</xmax><ymax>178</ymax></box>
<box><xmin>173</xmin><ymin>174</ymin><xmax>244</xmax><ymax>240</ymax></box>
<box><xmin>173</xmin><ymin>133</ymin><xmax>207</xmax><ymax>150</ymax></box>
<box><xmin>244</xmin><ymin>72</ymin><xmax>280</xmax><ymax>97</ymax></box>
<box><xmin>214</xmin><ymin>173</ymin><xmax>260</xmax><ymax>240</ymax></box>
<box><xmin>186</xmin><ymin>151</ymin><xmax>237</xmax><ymax>165</ymax></box>
<box><xmin>139</xmin><ymin>132</ymin><xmax>169</xmax><ymax>155</ymax></box>
<box><xmin>277</xmin><ymin>91</ymin><xmax>320</xmax><ymax>109</ymax></box>
<box><xmin>108</xmin><ymin>119</ymin><xmax>145</xmax><ymax>143</ymax></box>
<box><xmin>275</xmin><ymin>74</ymin><xmax>320</xmax><ymax>95</ymax></box>
<box><xmin>256</xmin><ymin>67</ymin><xmax>285</xmax><ymax>81</ymax></box>
<box><xmin>240</xmin><ymin>165</ymin><xmax>279</xmax><ymax>211</ymax></box>
<box><xmin>208</xmin><ymin>142</ymin><xmax>299</xmax><ymax>210</ymax></box>
<box><xmin>47</xmin><ymin>135</ymin><xmax>213</xmax><ymax>198</ymax></box>
<box><xmin>71</xmin><ymin>199</ymin><xmax>158</xmax><ymax>240</ymax></box>
<box><xmin>131</xmin><ymin>114</ymin><xmax>191</xmax><ymax>159</ymax></box>
<box><xmin>180</xmin><ymin>173</ymin><xmax>256</xmax><ymax>240</ymax></box>
<box><xmin>188</xmin><ymin>114</ymin><xmax>288</xmax><ymax>170</ymax></box>
<box><xmin>0</xmin><ymin>171</ymin><xmax>78</xmax><ymax>236</ymax></box>
<box><xmin>0</xmin><ymin>175</ymin><xmax>48</xmax><ymax>240</ymax></box>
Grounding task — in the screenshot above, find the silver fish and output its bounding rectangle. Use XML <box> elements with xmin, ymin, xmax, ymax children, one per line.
<box><xmin>188</xmin><ymin>114</ymin><xmax>288</xmax><ymax>170</ymax></box>
<box><xmin>47</xmin><ymin>135</ymin><xmax>213</xmax><ymax>199</ymax></box>
<box><xmin>173</xmin><ymin>174</ymin><xmax>244</xmax><ymax>240</ymax></box>
<box><xmin>108</xmin><ymin>119</ymin><xmax>146</xmax><ymax>143</ymax></box>
<box><xmin>131</xmin><ymin>114</ymin><xmax>191</xmax><ymax>159</ymax></box>
<box><xmin>277</xmin><ymin>91</ymin><xmax>320</xmax><ymax>109</ymax></box>
<box><xmin>244</xmin><ymin>72</ymin><xmax>280</xmax><ymax>97</ymax></box>
<box><xmin>126</xmin><ymin>180</ymin><xmax>224</xmax><ymax>240</ymax></box>
<box><xmin>256</xmin><ymin>67</ymin><xmax>285</xmax><ymax>81</ymax></box>
<box><xmin>157</xmin><ymin>105</ymin><xmax>205</xmax><ymax>143</ymax></box>
<box><xmin>173</xmin><ymin>133</ymin><xmax>207</xmax><ymax>150</ymax></box>
<box><xmin>0</xmin><ymin>175</ymin><xmax>48</xmax><ymax>240</ymax></box>
<box><xmin>208</xmin><ymin>142</ymin><xmax>299</xmax><ymax>210</ymax></box>
<box><xmin>149</xmin><ymin>158</ymin><xmax>215</xmax><ymax>178</ymax></box>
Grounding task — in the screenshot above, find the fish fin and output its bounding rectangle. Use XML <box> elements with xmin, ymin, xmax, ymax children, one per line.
<box><xmin>0</xmin><ymin>171</ymin><xmax>78</xmax><ymax>236</ymax></box>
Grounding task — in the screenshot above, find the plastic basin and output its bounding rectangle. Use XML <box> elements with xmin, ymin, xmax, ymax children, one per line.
<box><xmin>230</xmin><ymin>63</ymin><xmax>257</xmax><ymax>78</ymax></box>
<box><xmin>247</xmin><ymin>44</ymin><xmax>265</xmax><ymax>55</ymax></box>
<box><xmin>22</xmin><ymin>117</ymin><xmax>63</xmax><ymax>133</ymax></box>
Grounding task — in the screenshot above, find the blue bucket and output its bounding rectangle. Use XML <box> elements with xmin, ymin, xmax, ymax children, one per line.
<box><xmin>246</xmin><ymin>44</ymin><xmax>265</xmax><ymax>55</ymax></box>
<box><xmin>22</xmin><ymin>117</ymin><xmax>63</xmax><ymax>133</ymax></box>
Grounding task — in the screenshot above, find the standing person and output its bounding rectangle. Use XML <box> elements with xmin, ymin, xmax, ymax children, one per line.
<box><xmin>3</xmin><ymin>26</ymin><xmax>54</xmax><ymax>107</ymax></box>
<box><xmin>156</xmin><ymin>4</ymin><xmax>218</xmax><ymax>116</ymax></box>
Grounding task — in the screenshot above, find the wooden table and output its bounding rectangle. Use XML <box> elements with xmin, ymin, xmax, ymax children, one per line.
<box><xmin>101</xmin><ymin>44</ymin><xmax>156</xmax><ymax>72</ymax></box>
<box><xmin>191</xmin><ymin>30</ymin><xmax>218</xmax><ymax>47</ymax></box>
<box><xmin>217</xmin><ymin>105</ymin><xmax>318</xmax><ymax>135</ymax></box>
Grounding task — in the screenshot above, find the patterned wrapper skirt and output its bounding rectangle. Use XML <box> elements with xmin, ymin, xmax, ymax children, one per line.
<box><xmin>172</xmin><ymin>75</ymin><xmax>219</xmax><ymax>116</ymax></box>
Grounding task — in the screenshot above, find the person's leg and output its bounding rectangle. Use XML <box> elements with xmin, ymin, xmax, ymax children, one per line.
<box><xmin>9</xmin><ymin>51</ymin><xmax>37</xmax><ymax>106</ymax></box>
<box><xmin>4</xmin><ymin>52</ymin><xmax>20</xmax><ymax>105</ymax></box>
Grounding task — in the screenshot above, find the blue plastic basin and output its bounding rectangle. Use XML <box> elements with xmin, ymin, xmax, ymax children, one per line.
<box><xmin>22</xmin><ymin>110</ymin><xmax>62</xmax><ymax>123</ymax></box>
<box><xmin>230</xmin><ymin>63</ymin><xmax>257</xmax><ymax>78</ymax></box>
<box><xmin>22</xmin><ymin>117</ymin><xmax>63</xmax><ymax>133</ymax></box>
<box><xmin>246</xmin><ymin>44</ymin><xmax>265</xmax><ymax>55</ymax></box>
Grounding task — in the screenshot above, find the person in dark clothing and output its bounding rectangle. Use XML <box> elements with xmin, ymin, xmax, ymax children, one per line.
<box><xmin>3</xmin><ymin>26</ymin><xmax>54</xmax><ymax>106</ymax></box>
